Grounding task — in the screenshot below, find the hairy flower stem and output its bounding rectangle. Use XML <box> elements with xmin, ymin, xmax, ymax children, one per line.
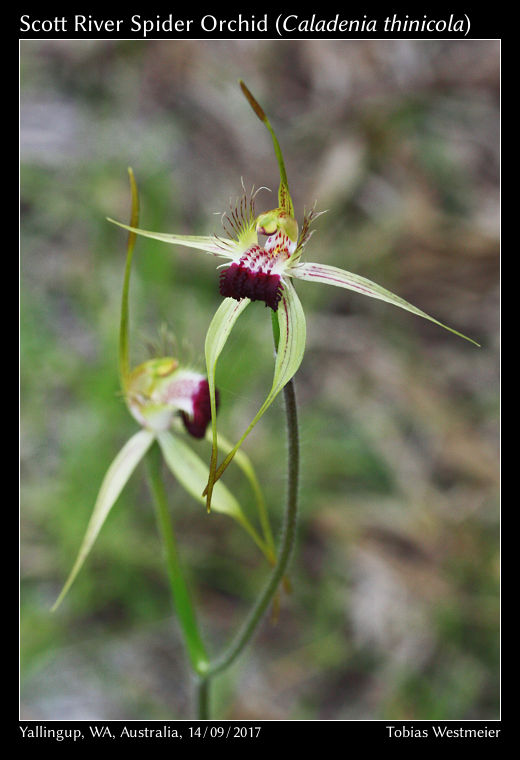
<box><xmin>205</xmin><ymin>376</ymin><xmax>300</xmax><ymax>681</ymax></box>
<box><xmin>197</xmin><ymin>676</ymin><xmax>211</xmax><ymax>720</ymax></box>
<box><xmin>146</xmin><ymin>443</ymin><xmax>210</xmax><ymax>678</ymax></box>
<box><xmin>196</xmin><ymin>319</ymin><xmax>300</xmax><ymax>718</ymax></box>
<box><xmin>147</xmin><ymin>335</ymin><xmax>300</xmax><ymax>719</ymax></box>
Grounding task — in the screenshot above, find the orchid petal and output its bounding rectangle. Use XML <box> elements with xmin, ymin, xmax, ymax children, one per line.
<box><xmin>213</xmin><ymin>431</ymin><xmax>276</xmax><ymax>561</ymax></box>
<box><xmin>52</xmin><ymin>430</ymin><xmax>155</xmax><ymax>611</ymax></box>
<box><xmin>157</xmin><ymin>431</ymin><xmax>271</xmax><ymax>559</ymax></box>
<box><xmin>107</xmin><ymin>219</ymin><xmax>234</xmax><ymax>258</ymax></box>
<box><xmin>291</xmin><ymin>262</ymin><xmax>480</xmax><ymax>346</ymax></box>
<box><xmin>204</xmin><ymin>297</ymin><xmax>251</xmax><ymax>511</ymax></box>
<box><xmin>207</xmin><ymin>280</ymin><xmax>306</xmax><ymax>499</ymax></box>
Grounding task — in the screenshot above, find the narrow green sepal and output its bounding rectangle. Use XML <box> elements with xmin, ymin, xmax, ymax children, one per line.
<box><xmin>203</xmin><ymin>297</ymin><xmax>251</xmax><ymax>511</ymax></box>
<box><xmin>239</xmin><ymin>80</ymin><xmax>294</xmax><ymax>217</ymax></box>
<box><xmin>208</xmin><ymin>281</ymin><xmax>306</xmax><ymax>493</ymax></box>
<box><xmin>291</xmin><ymin>262</ymin><xmax>481</xmax><ymax>347</ymax></box>
<box><xmin>213</xmin><ymin>431</ymin><xmax>276</xmax><ymax>562</ymax></box>
<box><xmin>51</xmin><ymin>430</ymin><xmax>155</xmax><ymax>611</ymax></box>
<box><xmin>119</xmin><ymin>168</ymin><xmax>140</xmax><ymax>391</ymax></box>
<box><xmin>157</xmin><ymin>432</ymin><xmax>272</xmax><ymax>560</ymax></box>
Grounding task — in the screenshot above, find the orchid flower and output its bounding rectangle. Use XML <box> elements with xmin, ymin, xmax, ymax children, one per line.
<box><xmin>53</xmin><ymin>168</ymin><xmax>277</xmax><ymax>611</ymax></box>
<box><xmin>108</xmin><ymin>82</ymin><xmax>479</xmax><ymax>511</ymax></box>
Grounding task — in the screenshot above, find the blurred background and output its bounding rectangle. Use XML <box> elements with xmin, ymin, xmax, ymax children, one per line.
<box><xmin>20</xmin><ymin>39</ymin><xmax>499</xmax><ymax>720</ymax></box>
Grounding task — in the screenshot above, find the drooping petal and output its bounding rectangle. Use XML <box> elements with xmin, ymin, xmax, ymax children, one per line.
<box><xmin>291</xmin><ymin>262</ymin><xmax>480</xmax><ymax>346</ymax></box>
<box><xmin>206</xmin><ymin>280</ymin><xmax>306</xmax><ymax>504</ymax></box>
<box><xmin>212</xmin><ymin>430</ymin><xmax>276</xmax><ymax>562</ymax></box>
<box><xmin>271</xmin><ymin>281</ymin><xmax>307</xmax><ymax>400</ymax></box>
<box><xmin>52</xmin><ymin>430</ymin><xmax>155</xmax><ymax>611</ymax></box>
<box><xmin>204</xmin><ymin>297</ymin><xmax>251</xmax><ymax>510</ymax></box>
<box><xmin>157</xmin><ymin>431</ymin><xmax>271</xmax><ymax>560</ymax></box>
<box><xmin>107</xmin><ymin>219</ymin><xmax>235</xmax><ymax>258</ymax></box>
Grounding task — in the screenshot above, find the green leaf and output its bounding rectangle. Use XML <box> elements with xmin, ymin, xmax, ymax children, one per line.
<box><xmin>204</xmin><ymin>296</ymin><xmax>250</xmax><ymax>511</ymax></box>
<box><xmin>52</xmin><ymin>430</ymin><xmax>155</xmax><ymax>611</ymax></box>
<box><xmin>107</xmin><ymin>219</ymin><xmax>233</xmax><ymax>257</ymax></box>
<box><xmin>157</xmin><ymin>432</ymin><xmax>271</xmax><ymax>559</ymax></box>
<box><xmin>209</xmin><ymin>280</ymin><xmax>306</xmax><ymax>494</ymax></box>
<box><xmin>291</xmin><ymin>262</ymin><xmax>480</xmax><ymax>346</ymax></box>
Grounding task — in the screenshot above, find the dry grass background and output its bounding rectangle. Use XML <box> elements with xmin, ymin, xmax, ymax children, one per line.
<box><xmin>20</xmin><ymin>39</ymin><xmax>499</xmax><ymax>720</ymax></box>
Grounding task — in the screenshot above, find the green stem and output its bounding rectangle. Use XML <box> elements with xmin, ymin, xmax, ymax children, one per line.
<box><xmin>197</xmin><ymin>677</ymin><xmax>210</xmax><ymax>720</ymax></box>
<box><xmin>206</xmin><ymin>375</ymin><xmax>300</xmax><ymax>678</ymax></box>
<box><xmin>146</xmin><ymin>442</ymin><xmax>210</xmax><ymax>677</ymax></box>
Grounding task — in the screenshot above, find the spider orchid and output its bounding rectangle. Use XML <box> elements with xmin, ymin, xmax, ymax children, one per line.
<box><xmin>108</xmin><ymin>82</ymin><xmax>479</xmax><ymax>512</ymax></box>
<box><xmin>52</xmin><ymin>169</ymin><xmax>277</xmax><ymax>611</ymax></box>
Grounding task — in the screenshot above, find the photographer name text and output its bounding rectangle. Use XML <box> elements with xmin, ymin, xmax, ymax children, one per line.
<box><xmin>387</xmin><ymin>725</ymin><xmax>500</xmax><ymax>739</ymax></box>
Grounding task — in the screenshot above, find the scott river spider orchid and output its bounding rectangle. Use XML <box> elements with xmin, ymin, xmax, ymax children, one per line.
<box><xmin>108</xmin><ymin>81</ymin><xmax>479</xmax><ymax>512</ymax></box>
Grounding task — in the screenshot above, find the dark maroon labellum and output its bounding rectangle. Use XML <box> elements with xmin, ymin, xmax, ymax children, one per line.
<box><xmin>219</xmin><ymin>263</ymin><xmax>283</xmax><ymax>311</ymax></box>
<box><xmin>181</xmin><ymin>379</ymin><xmax>219</xmax><ymax>439</ymax></box>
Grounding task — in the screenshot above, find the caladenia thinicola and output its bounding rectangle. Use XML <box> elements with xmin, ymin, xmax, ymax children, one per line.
<box><xmin>100</xmin><ymin>87</ymin><xmax>481</xmax><ymax>719</ymax></box>
<box><xmin>53</xmin><ymin>170</ymin><xmax>281</xmax><ymax>683</ymax></box>
<box><xmin>109</xmin><ymin>81</ymin><xmax>480</xmax><ymax>514</ymax></box>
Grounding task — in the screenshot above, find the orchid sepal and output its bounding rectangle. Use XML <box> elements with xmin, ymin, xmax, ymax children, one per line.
<box><xmin>107</xmin><ymin>218</ymin><xmax>234</xmax><ymax>257</ymax></box>
<box><xmin>52</xmin><ymin>429</ymin><xmax>155</xmax><ymax>611</ymax></box>
<box><xmin>119</xmin><ymin>168</ymin><xmax>139</xmax><ymax>391</ymax></box>
<box><xmin>239</xmin><ymin>79</ymin><xmax>295</xmax><ymax>218</ymax></box>
<box><xmin>204</xmin><ymin>280</ymin><xmax>306</xmax><ymax>507</ymax></box>
<box><xmin>204</xmin><ymin>296</ymin><xmax>251</xmax><ymax>511</ymax></box>
<box><xmin>157</xmin><ymin>432</ymin><xmax>272</xmax><ymax>560</ymax></box>
<box><xmin>212</xmin><ymin>430</ymin><xmax>276</xmax><ymax>562</ymax></box>
<box><xmin>290</xmin><ymin>261</ymin><xmax>480</xmax><ymax>347</ymax></box>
